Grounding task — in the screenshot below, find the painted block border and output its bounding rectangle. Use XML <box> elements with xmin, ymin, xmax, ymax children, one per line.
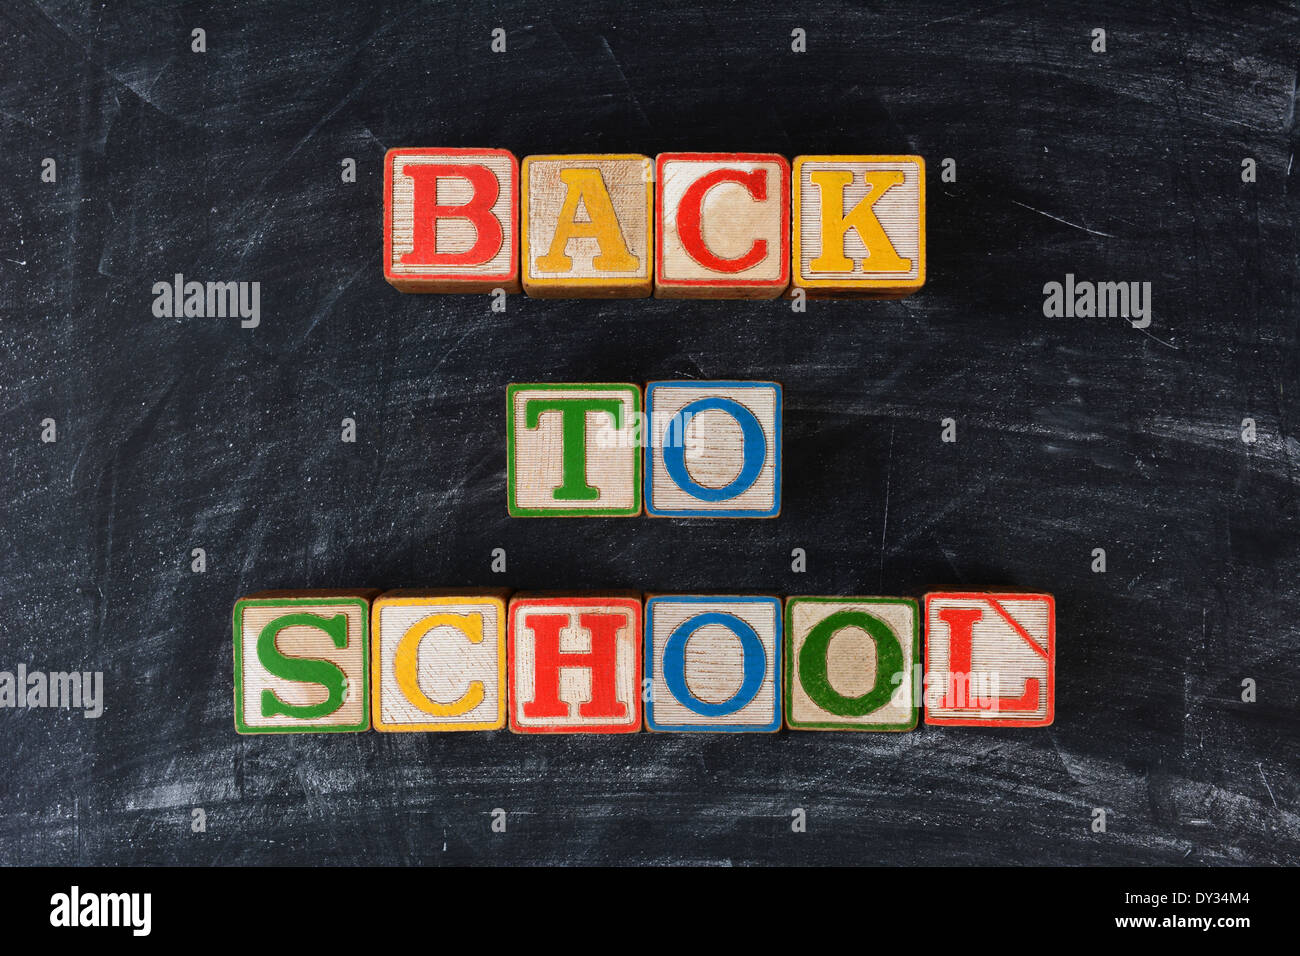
<box><xmin>370</xmin><ymin>593</ymin><xmax>508</xmax><ymax>732</ymax></box>
<box><xmin>506</xmin><ymin>594</ymin><xmax>644</xmax><ymax>734</ymax></box>
<box><xmin>520</xmin><ymin>153</ymin><xmax>654</xmax><ymax>293</ymax></box>
<box><xmin>506</xmin><ymin>382</ymin><xmax>643</xmax><ymax>517</ymax></box>
<box><xmin>654</xmin><ymin>151</ymin><xmax>791</xmax><ymax>294</ymax></box>
<box><xmin>783</xmin><ymin>595</ymin><xmax>920</xmax><ymax>732</ymax></box>
<box><xmin>382</xmin><ymin>147</ymin><xmax>520</xmax><ymax>288</ymax></box>
<box><xmin>791</xmin><ymin>154</ymin><xmax>927</xmax><ymax>294</ymax></box>
<box><xmin>643</xmin><ymin>380</ymin><xmax>783</xmax><ymax>518</ymax></box>
<box><xmin>232</xmin><ymin>595</ymin><xmax>372</xmax><ymax>734</ymax></box>
<box><xmin>644</xmin><ymin>594</ymin><xmax>783</xmax><ymax>732</ymax></box>
<box><xmin>922</xmin><ymin>591</ymin><xmax>1056</xmax><ymax>728</ymax></box>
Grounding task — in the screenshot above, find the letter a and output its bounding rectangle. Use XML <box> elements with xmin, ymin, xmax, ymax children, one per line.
<box><xmin>537</xmin><ymin>168</ymin><xmax>639</xmax><ymax>273</ymax></box>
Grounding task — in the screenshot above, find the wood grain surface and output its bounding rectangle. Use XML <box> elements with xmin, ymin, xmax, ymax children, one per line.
<box><xmin>384</xmin><ymin>147</ymin><xmax>520</xmax><ymax>293</ymax></box>
<box><xmin>522</xmin><ymin>154</ymin><xmax>653</xmax><ymax>296</ymax></box>
<box><xmin>233</xmin><ymin>590</ymin><xmax>375</xmax><ymax>734</ymax></box>
<box><xmin>793</xmin><ymin>155</ymin><xmax>926</xmax><ymax>297</ymax></box>
<box><xmin>923</xmin><ymin>591</ymin><xmax>1055</xmax><ymax>727</ymax></box>
<box><xmin>371</xmin><ymin>589</ymin><xmax>509</xmax><ymax>732</ymax></box>
<box><xmin>508</xmin><ymin>593</ymin><xmax>642</xmax><ymax>733</ymax></box>
<box><xmin>0</xmin><ymin>0</ymin><xmax>1296</xmax><ymax>865</ymax></box>
<box><xmin>507</xmin><ymin>382</ymin><xmax>642</xmax><ymax>516</ymax></box>
<box><xmin>785</xmin><ymin>596</ymin><xmax>919</xmax><ymax>732</ymax></box>
<box><xmin>655</xmin><ymin>152</ymin><xmax>790</xmax><ymax>299</ymax></box>
<box><xmin>645</xmin><ymin>381</ymin><xmax>782</xmax><ymax>517</ymax></box>
<box><xmin>645</xmin><ymin>595</ymin><xmax>782</xmax><ymax>733</ymax></box>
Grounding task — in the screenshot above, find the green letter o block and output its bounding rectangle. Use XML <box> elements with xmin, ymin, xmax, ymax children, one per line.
<box><xmin>798</xmin><ymin>609</ymin><xmax>902</xmax><ymax>716</ymax></box>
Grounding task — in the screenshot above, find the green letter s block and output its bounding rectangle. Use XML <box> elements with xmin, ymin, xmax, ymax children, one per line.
<box><xmin>257</xmin><ymin>612</ymin><xmax>349</xmax><ymax>719</ymax></box>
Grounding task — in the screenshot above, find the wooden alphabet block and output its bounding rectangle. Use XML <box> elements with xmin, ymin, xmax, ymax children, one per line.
<box><xmin>370</xmin><ymin>589</ymin><xmax>509</xmax><ymax>732</ymax></box>
<box><xmin>791</xmin><ymin>155</ymin><xmax>925</xmax><ymax>298</ymax></box>
<box><xmin>232</xmin><ymin>589</ymin><xmax>378</xmax><ymax>734</ymax></box>
<box><xmin>383</xmin><ymin>147</ymin><xmax>520</xmax><ymax>293</ymax></box>
<box><xmin>644</xmin><ymin>381</ymin><xmax>781</xmax><ymax>518</ymax></box>
<box><xmin>521</xmin><ymin>154</ymin><xmax>653</xmax><ymax>298</ymax></box>
<box><xmin>507</xmin><ymin>593</ymin><xmax>643</xmax><ymax>733</ymax></box>
<box><xmin>507</xmin><ymin>383</ymin><xmax>642</xmax><ymax>517</ymax></box>
<box><xmin>654</xmin><ymin>152</ymin><xmax>790</xmax><ymax>299</ymax></box>
<box><xmin>923</xmin><ymin>591</ymin><xmax>1055</xmax><ymax>727</ymax></box>
<box><xmin>644</xmin><ymin>595</ymin><xmax>781</xmax><ymax>732</ymax></box>
<box><xmin>784</xmin><ymin>597</ymin><xmax>919</xmax><ymax>731</ymax></box>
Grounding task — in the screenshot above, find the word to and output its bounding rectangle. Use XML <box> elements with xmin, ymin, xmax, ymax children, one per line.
<box><xmin>508</xmin><ymin>381</ymin><xmax>780</xmax><ymax>517</ymax></box>
<box><xmin>233</xmin><ymin>590</ymin><xmax>1055</xmax><ymax>734</ymax></box>
<box><xmin>384</xmin><ymin>150</ymin><xmax>925</xmax><ymax>299</ymax></box>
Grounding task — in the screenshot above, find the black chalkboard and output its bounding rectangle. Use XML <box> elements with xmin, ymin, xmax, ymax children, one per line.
<box><xmin>1</xmin><ymin>0</ymin><xmax>1296</xmax><ymax>866</ymax></box>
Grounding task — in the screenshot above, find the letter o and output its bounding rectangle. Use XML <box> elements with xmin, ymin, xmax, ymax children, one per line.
<box><xmin>662</xmin><ymin>612</ymin><xmax>765</xmax><ymax>716</ymax></box>
<box><xmin>798</xmin><ymin>610</ymin><xmax>902</xmax><ymax>716</ymax></box>
<box><xmin>662</xmin><ymin>397</ymin><xmax>765</xmax><ymax>501</ymax></box>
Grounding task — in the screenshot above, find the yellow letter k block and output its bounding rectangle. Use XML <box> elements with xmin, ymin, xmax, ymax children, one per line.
<box><xmin>809</xmin><ymin>169</ymin><xmax>911</xmax><ymax>274</ymax></box>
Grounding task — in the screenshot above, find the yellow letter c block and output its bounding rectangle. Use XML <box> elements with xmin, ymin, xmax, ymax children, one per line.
<box><xmin>394</xmin><ymin>613</ymin><xmax>485</xmax><ymax>717</ymax></box>
<box><xmin>371</xmin><ymin>592</ymin><xmax>507</xmax><ymax>732</ymax></box>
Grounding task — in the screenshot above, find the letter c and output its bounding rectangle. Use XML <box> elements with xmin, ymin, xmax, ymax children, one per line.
<box><xmin>394</xmin><ymin>613</ymin><xmax>485</xmax><ymax>716</ymax></box>
<box><xmin>676</xmin><ymin>168</ymin><xmax>769</xmax><ymax>273</ymax></box>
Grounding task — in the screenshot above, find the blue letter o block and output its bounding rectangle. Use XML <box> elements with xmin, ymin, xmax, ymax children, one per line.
<box><xmin>662</xmin><ymin>612</ymin><xmax>766</xmax><ymax>716</ymax></box>
<box><xmin>662</xmin><ymin>397</ymin><xmax>766</xmax><ymax>501</ymax></box>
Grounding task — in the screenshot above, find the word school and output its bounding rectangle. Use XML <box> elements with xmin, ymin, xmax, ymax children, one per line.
<box><xmin>383</xmin><ymin>150</ymin><xmax>926</xmax><ymax>299</ymax></box>
<box><xmin>232</xmin><ymin>590</ymin><xmax>1055</xmax><ymax>735</ymax></box>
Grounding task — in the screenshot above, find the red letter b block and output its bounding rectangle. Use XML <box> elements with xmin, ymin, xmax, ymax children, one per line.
<box><xmin>384</xmin><ymin>147</ymin><xmax>520</xmax><ymax>293</ymax></box>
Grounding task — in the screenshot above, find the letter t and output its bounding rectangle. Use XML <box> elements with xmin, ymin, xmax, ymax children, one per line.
<box><xmin>524</xmin><ymin>397</ymin><xmax>624</xmax><ymax>501</ymax></box>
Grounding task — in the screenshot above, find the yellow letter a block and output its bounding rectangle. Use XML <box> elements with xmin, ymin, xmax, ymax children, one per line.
<box><xmin>371</xmin><ymin>590</ymin><xmax>509</xmax><ymax>731</ymax></box>
<box><xmin>792</xmin><ymin>155</ymin><xmax>925</xmax><ymax>298</ymax></box>
<box><xmin>522</xmin><ymin>154</ymin><xmax>653</xmax><ymax>298</ymax></box>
